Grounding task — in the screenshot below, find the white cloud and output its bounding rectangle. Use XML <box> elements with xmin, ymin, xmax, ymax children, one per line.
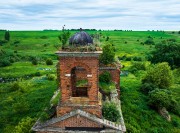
<box><xmin>0</xmin><ymin>0</ymin><xmax>180</xmax><ymax>30</ymax></box>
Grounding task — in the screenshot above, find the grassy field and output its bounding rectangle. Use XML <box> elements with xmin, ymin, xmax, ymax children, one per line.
<box><xmin>0</xmin><ymin>30</ymin><xmax>180</xmax><ymax>132</ymax></box>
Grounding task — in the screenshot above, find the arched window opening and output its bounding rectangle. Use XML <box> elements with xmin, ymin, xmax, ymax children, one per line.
<box><xmin>71</xmin><ymin>66</ymin><xmax>88</xmax><ymax>97</ymax></box>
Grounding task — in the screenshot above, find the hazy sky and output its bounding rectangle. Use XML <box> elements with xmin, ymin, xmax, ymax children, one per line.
<box><xmin>0</xmin><ymin>0</ymin><xmax>180</xmax><ymax>30</ymax></box>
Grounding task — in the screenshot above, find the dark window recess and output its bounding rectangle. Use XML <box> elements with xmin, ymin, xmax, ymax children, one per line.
<box><xmin>71</xmin><ymin>67</ymin><xmax>88</xmax><ymax>97</ymax></box>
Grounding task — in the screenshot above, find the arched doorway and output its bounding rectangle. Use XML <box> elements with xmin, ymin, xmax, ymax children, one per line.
<box><xmin>71</xmin><ymin>66</ymin><xmax>88</xmax><ymax>97</ymax></box>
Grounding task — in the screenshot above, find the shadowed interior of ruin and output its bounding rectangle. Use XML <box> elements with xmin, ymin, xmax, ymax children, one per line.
<box><xmin>71</xmin><ymin>66</ymin><xmax>88</xmax><ymax>97</ymax></box>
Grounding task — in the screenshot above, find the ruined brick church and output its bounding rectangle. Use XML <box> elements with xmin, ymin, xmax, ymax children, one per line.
<box><xmin>32</xmin><ymin>30</ymin><xmax>126</xmax><ymax>133</ymax></box>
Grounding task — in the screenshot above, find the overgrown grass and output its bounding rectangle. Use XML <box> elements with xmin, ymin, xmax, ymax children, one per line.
<box><xmin>0</xmin><ymin>61</ymin><xmax>57</xmax><ymax>78</ymax></box>
<box><xmin>0</xmin><ymin>78</ymin><xmax>57</xmax><ymax>132</ymax></box>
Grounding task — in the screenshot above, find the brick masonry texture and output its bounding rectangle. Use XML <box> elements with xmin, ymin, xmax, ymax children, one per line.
<box><xmin>50</xmin><ymin>115</ymin><xmax>103</xmax><ymax>128</ymax></box>
<box><xmin>57</xmin><ymin>56</ymin><xmax>102</xmax><ymax>118</ymax></box>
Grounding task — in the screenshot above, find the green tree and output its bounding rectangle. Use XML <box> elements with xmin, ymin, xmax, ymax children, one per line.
<box><xmin>149</xmin><ymin>41</ymin><xmax>180</xmax><ymax>67</ymax></box>
<box><xmin>14</xmin><ymin>117</ymin><xmax>35</xmax><ymax>133</ymax></box>
<box><xmin>142</xmin><ymin>62</ymin><xmax>173</xmax><ymax>89</ymax></box>
<box><xmin>0</xmin><ymin>59</ymin><xmax>11</xmax><ymax>67</ymax></box>
<box><xmin>105</xmin><ymin>36</ymin><xmax>109</xmax><ymax>41</ymax></box>
<box><xmin>46</xmin><ymin>58</ymin><xmax>53</xmax><ymax>65</ymax></box>
<box><xmin>129</xmin><ymin>62</ymin><xmax>146</xmax><ymax>74</ymax></box>
<box><xmin>32</xmin><ymin>58</ymin><xmax>38</xmax><ymax>65</ymax></box>
<box><xmin>148</xmin><ymin>89</ymin><xmax>171</xmax><ymax>109</ymax></box>
<box><xmin>4</xmin><ymin>31</ymin><xmax>10</xmax><ymax>41</ymax></box>
<box><xmin>102</xmin><ymin>102</ymin><xmax>120</xmax><ymax>122</ymax></box>
<box><xmin>99</xmin><ymin>71</ymin><xmax>111</xmax><ymax>83</ymax></box>
<box><xmin>99</xmin><ymin>44</ymin><xmax>115</xmax><ymax>65</ymax></box>
<box><xmin>144</xmin><ymin>38</ymin><xmax>154</xmax><ymax>45</ymax></box>
<box><xmin>58</xmin><ymin>25</ymin><xmax>70</xmax><ymax>49</ymax></box>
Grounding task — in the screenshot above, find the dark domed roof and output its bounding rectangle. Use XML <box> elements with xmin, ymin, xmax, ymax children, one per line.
<box><xmin>69</xmin><ymin>31</ymin><xmax>93</xmax><ymax>46</ymax></box>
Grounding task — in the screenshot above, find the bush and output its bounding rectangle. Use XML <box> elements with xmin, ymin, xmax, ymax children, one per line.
<box><xmin>149</xmin><ymin>42</ymin><xmax>180</xmax><ymax>67</ymax></box>
<box><xmin>99</xmin><ymin>44</ymin><xmax>115</xmax><ymax>65</ymax></box>
<box><xmin>129</xmin><ymin>67</ymin><xmax>138</xmax><ymax>74</ymax></box>
<box><xmin>46</xmin><ymin>58</ymin><xmax>53</xmax><ymax>65</ymax></box>
<box><xmin>142</xmin><ymin>62</ymin><xmax>173</xmax><ymax>89</ymax></box>
<box><xmin>148</xmin><ymin>89</ymin><xmax>171</xmax><ymax>109</ymax></box>
<box><xmin>10</xmin><ymin>82</ymin><xmax>22</xmax><ymax>92</ymax></box>
<box><xmin>141</xmin><ymin>83</ymin><xmax>157</xmax><ymax>94</ymax></box>
<box><xmin>140</xmin><ymin>42</ymin><xmax>144</xmax><ymax>45</ymax></box>
<box><xmin>134</xmin><ymin>62</ymin><xmax>146</xmax><ymax>70</ymax></box>
<box><xmin>125</xmin><ymin>57</ymin><xmax>131</xmax><ymax>61</ymax></box>
<box><xmin>40</xmin><ymin>36</ymin><xmax>48</xmax><ymax>39</ymax></box>
<box><xmin>99</xmin><ymin>71</ymin><xmax>111</xmax><ymax>83</ymax></box>
<box><xmin>59</xmin><ymin>26</ymin><xmax>70</xmax><ymax>49</ymax></box>
<box><xmin>10</xmin><ymin>81</ymin><xmax>27</xmax><ymax>93</ymax></box>
<box><xmin>32</xmin><ymin>58</ymin><xmax>38</xmax><ymax>65</ymax></box>
<box><xmin>129</xmin><ymin>62</ymin><xmax>146</xmax><ymax>74</ymax></box>
<box><xmin>118</xmin><ymin>55</ymin><xmax>126</xmax><ymax>60</ymax></box>
<box><xmin>133</xmin><ymin>56</ymin><xmax>142</xmax><ymax>61</ymax></box>
<box><xmin>43</xmin><ymin>43</ymin><xmax>48</xmax><ymax>47</ymax></box>
<box><xmin>14</xmin><ymin>40</ymin><xmax>20</xmax><ymax>44</ymax></box>
<box><xmin>35</xmin><ymin>71</ymin><xmax>41</xmax><ymax>76</ymax></box>
<box><xmin>47</xmin><ymin>74</ymin><xmax>56</xmax><ymax>81</ymax></box>
<box><xmin>102</xmin><ymin>102</ymin><xmax>120</xmax><ymax>122</ymax></box>
<box><xmin>14</xmin><ymin>50</ymin><xmax>18</xmax><ymax>53</ymax></box>
<box><xmin>168</xmin><ymin>38</ymin><xmax>176</xmax><ymax>42</ymax></box>
<box><xmin>144</xmin><ymin>38</ymin><xmax>155</xmax><ymax>45</ymax></box>
<box><xmin>0</xmin><ymin>59</ymin><xmax>11</xmax><ymax>67</ymax></box>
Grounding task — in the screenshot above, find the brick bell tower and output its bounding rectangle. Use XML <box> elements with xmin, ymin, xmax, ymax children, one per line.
<box><xmin>32</xmin><ymin>30</ymin><xmax>126</xmax><ymax>132</ymax></box>
<box><xmin>56</xmin><ymin>50</ymin><xmax>102</xmax><ymax>118</ymax></box>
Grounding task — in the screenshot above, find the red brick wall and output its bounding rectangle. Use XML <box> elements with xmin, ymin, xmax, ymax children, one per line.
<box><xmin>57</xmin><ymin>55</ymin><xmax>102</xmax><ymax>119</ymax></box>
<box><xmin>57</xmin><ymin>105</ymin><xmax>102</xmax><ymax>118</ymax></box>
<box><xmin>50</xmin><ymin>115</ymin><xmax>103</xmax><ymax>128</ymax></box>
<box><xmin>99</xmin><ymin>68</ymin><xmax>120</xmax><ymax>97</ymax></box>
<box><xmin>59</xmin><ymin>56</ymin><xmax>99</xmax><ymax>105</ymax></box>
<box><xmin>75</xmin><ymin>68</ymin><xmax>87</xmax><ymax>80</ymax></box>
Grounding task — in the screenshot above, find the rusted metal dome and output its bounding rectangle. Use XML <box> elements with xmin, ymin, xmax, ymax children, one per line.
<box><xmin>69</xmin><ymin>30</ymin><xmax>93</xmax><ymax>46</ymax></box>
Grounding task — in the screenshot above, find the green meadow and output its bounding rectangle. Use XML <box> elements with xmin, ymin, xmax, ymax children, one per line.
<box><xmin>0</xmin><ymin>30</ymin><xmax>180</xmax><ymax>132</ymax></box>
